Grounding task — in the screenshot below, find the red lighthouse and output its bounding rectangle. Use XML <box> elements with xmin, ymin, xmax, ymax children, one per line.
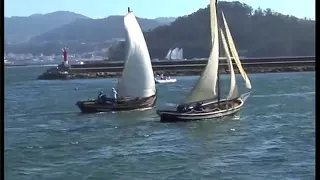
<box><xmin>62</xmin><ymin>47</ymin><xmax>68</xmax><ymax>66</ymax></box>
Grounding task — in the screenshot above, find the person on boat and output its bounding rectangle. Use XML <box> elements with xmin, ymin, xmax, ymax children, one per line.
<box><xmin>160</xmin><ymin>74</ymin><xmax>164</xmax><ymax>80</ymax></box>
<box><xmin>194</xmin><ymin>102</ymin><xmax>204</xmax><ymax>111</ymax></box>
<box><xmin>98</xmin><ymin>91</ymin><xmax>107</xmax><ymax>103</ymax></box>
<box><xmin>177</xmin><ymin>103</ymin><xmax>194</xmax><ymax>112</ymax></box>
<box><xmin>177</xmin><ymin>104</ymin><xmax>188</xmax><ymax>112</ymax></box>
<box><xmin>111</xmin><ymin>87</ymin><xmax>118</xmax><ymax>102</ymax></box>
<box><xmin>98</xmin><ymin>91</ymin><xmax>104</xmax><ymax>99</ymax></box>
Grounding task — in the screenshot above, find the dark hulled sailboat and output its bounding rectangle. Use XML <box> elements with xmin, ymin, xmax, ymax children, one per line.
<box><xmin>76</xmin><ymin>9</ymin><xmax>157</xmax><ymax>113</ymax></box>
<box><xmin>156</xmin><ymin>0</ymin><xmax>252</xmax><ymax>122</ymax></box>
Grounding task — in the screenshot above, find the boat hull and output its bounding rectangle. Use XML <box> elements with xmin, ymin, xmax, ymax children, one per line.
<box><xmin>157</xmin><ymin>92</ymin><xmax>250</xmax><ymax>122</ymax></box>
<box><xmin>76</xmin><ymin>94</ymin><xmax>157</xmax><ymax>113</ymax></box>
<box><xmin>155</xmin><ymin>78</ymin><xmax>177</xmax><ymax>84</ymax></box>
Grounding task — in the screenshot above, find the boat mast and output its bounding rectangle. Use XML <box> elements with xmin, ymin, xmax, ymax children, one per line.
<box><xmin>216</xmin><ymin>0</ymin><xmax>221</xmax><ymax>105</ymax></box>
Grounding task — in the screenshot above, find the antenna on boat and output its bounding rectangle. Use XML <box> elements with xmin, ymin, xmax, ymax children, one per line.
<box><xmin>128</xmin><ymin>7</ymin><xmax>131</xmax><ymax>13</ymax></box>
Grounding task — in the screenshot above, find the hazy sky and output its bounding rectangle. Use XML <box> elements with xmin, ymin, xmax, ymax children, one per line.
<box><xmin>4</xmin><ymin>0</ymin><xmax>315</xmax><ymax>19</ymax></box>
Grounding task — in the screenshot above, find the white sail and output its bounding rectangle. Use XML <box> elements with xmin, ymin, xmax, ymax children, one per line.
<box><xmin>165</xmin><ymin>49</ymin><xmax>172</xmax><ymax>60</ymax></box>
<box><xmin>220</xmin><ymin>28</ymin><xmax>238</xmax><ymax>99</ymax></box>
<box><xmin>221</xmin><ymin>12</ymin><xmax>252</xmax><ymax>89</ymax></box>
<box><xmin>117</xmin><ymin>12</ymin><xmax>156</xmax><ymax>98</ymax></box>
<box><xmin>170</xmin><ymin>47</ymin><xmax>180</xmax><ymax>60</ymax></box>
<box><xmin>185</xmin><ymin>0</ymin><xmax>219</xmax><ymax>103</ymax></box>
<box><xmin>172</xmin><ymin>48</ymin><xmax>177</xmax><ymax>59</ymax></box>
<box><xmin>177</xmin><ymin>48</ymin><xmax>184</xmax><ymax>59</ymax></box>
<box><xmin>180</xmin><ymin>48</ymin><xmax>184</xmax><ymax>59</ymax></box>
<box><xmin>176</xmin><ymin>48</ymin><xmax>181</xmax><ymax>59</ymax></box>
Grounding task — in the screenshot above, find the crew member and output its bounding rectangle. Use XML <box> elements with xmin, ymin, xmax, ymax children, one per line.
<box><xmin>111</xmin><ymin>87</ymin><xmax>118</xmax><ymax>101</ymax></box>
<box><xmin>98</xmin><ymin>91</ymin><xmax>107</xmax><ymax>103</ymax></box>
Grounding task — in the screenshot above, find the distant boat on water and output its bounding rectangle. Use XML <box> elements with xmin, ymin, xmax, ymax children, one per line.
<box><xmin>164</xmin><ymin>47</ymin><xmax>184</xmax><ymax>60</ymax></box>
<box><xmin>154</xmin><ymin>74</ymin><xmax>177</xmax><ymax>84</ymax></box>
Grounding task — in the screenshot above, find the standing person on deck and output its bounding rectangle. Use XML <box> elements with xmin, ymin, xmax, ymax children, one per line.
<box><xmin>160</xmin><ymin>74</ymin><xmax>164</xmax><ymax>80</ymax></box>
<box><xmin>111</xmin><ymin>87</ymin><xmax>118</xmax><ymax>102</ymax></box>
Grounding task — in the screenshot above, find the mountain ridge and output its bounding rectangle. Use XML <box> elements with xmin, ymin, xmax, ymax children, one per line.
<box><xmin>5</xmin><ymin>1</ymin><xmax>314</xmax><ymax>58</ymax></box>
<box><xmin>5</xmin><ymin>11</ymin><xmax>176</xmax><ymax>44</ymax></box>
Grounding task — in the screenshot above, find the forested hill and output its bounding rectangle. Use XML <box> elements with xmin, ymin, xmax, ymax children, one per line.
<box><xmin>5</xmin><ymin>11</ymin><xmax>90</xmax><ymax>43</ymax></box>
<box><xmin>141</xmin><ymin>1</ymin><xmax>315</xmax><ymax>59</ymax></box>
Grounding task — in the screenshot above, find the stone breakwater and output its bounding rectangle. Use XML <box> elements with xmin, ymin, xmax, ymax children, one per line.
<box><xmin>37</xmin><ymin>65</ymin><xmax>315</xmax><ymax>80</ymax></box>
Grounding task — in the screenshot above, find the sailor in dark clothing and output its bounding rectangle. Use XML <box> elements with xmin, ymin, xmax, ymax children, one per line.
<box><xmin>177</xmin><ymin>103</ymin><xmax>194</xmax><ymax>112</ymax></box>
<box><xmin>194</xmin><ymin>102</ymin><xmax>204</xmax><ymax>111</ymax></box>
<box><xmin>98</xmin><ymin>91</ymin><xmax>107</xmax><ymax>103</ymax></box>
<box><xmin>177</xmin><ymin>104</ymin><xmax>187</xmax><ymax>112</ymax></box>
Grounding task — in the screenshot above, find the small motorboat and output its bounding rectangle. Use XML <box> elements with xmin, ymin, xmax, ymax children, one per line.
<box><xmin>155</xmin><ymin>76</ymin><xmax>177</xmax><ymax>84</ymax></box>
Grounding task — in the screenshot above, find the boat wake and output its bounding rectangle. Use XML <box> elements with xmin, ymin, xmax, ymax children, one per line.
<box><xmin>251</xmin><ymin>91</ymin><xmax>314</xmax><ymax>98</ymax></box>
<box><xmin>164</xmin><ymin>102</ymin><xmax>176</xmax><ymax>107</ymax></box>
<box><xmin>8</xmin><ymin>110</ymin><xmax>79</xmax><ymax>118</ymax></box>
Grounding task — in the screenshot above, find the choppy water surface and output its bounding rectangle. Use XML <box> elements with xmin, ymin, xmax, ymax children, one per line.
<box><xmin>4</xmin><ymin>66</ymin><xmax>315</xmax><ymax>180</ymax></box>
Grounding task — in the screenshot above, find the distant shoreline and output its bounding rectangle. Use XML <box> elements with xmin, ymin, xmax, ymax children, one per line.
<box><xmin>36</xmin><ymin>56</ymin><xmax>315</xmax><ymax>80</ymax></box>
<box><xmin>5</xmin><ymin>64</ymin><xmax>58</xmax><ymax>68</ymax></box>
<box><xmin>37</xmin><ymin>66</ymin><xmax>315</xmax><ymax>80</ymax></box>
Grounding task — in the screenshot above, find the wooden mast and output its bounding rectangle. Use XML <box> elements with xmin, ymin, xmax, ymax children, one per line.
<box><xmin>216</xmin><ymin>0</ymin><xmax>221</xmax><ymax>106</ymax></box>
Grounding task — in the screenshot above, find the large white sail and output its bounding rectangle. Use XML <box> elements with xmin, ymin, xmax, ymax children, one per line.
<box><xmin>221</xmin><ymin>12</ymin><xmax>252</xmax><ymax>89</ymax></box>
<box><xmin>165</xmin><ymin>49</ymin><xmax>172</xmax><ymax>60</ymax></box>
<box><xmin>185</xmin><ymin>0</ymin><xmax>219</xmax><ymax>103</ymax></box>
<box><xmin>220</xmin><ymin>28</ymin><xmax>238</xmax><ymax>99</ymax></box>
<box><xmin>117</xmin><ymin>12</ymin><xmax>156</xmax><ymax>98</ymax></box>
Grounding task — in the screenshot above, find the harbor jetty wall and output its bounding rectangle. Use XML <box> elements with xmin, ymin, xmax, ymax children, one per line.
<box><xmin>38</xmin><ymin>56</ymin><xmax>315</xmax><ymax>80</ymax></box>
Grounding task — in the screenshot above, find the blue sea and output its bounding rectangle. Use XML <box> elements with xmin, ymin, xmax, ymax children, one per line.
<box><xmin>4</xmin><ymin>66</ymin><xmax>315</xmax><ymax>180</ymax></box>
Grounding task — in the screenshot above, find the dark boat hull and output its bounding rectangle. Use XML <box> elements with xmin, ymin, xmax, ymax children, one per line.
<box><xmin>157</xmin><ymin>92</ymin><xmax>251</xmax><ymax>123</ymax></box>
<box><xmin>76</xmin><ymin>94</ymin><xmax>157</xmax><ymax>113</ymax></box>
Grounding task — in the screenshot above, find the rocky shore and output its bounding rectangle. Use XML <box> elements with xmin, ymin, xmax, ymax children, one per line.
<box><xmin>37</xmin><ymin>66</ymin><xmax>315</xmax><ymax>80</ymax></box>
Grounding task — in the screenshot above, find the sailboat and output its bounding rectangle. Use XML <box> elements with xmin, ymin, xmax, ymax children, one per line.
<box><xmin>76</xmin><ymin>9</ymin><xmax>157</xmax><ymax>113</ymax></box>
<box><xmin>164</xmin><ymin>47</ymin><xmax>183</xmax><ymax>60</ymax></box>
<box><xmin>156</xmin><ymin>0</ymin><xmax>252</xmax><ymax>122</ymax></box>
<box><xmin>170</xmin><ymin>47</ymin><xmax>183</xmax><ymax>60</ymax></box>
<box><xmin>164</xmin><ymin>49</ymin><xmax>172</xmax><ymax>60</ymax></box>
